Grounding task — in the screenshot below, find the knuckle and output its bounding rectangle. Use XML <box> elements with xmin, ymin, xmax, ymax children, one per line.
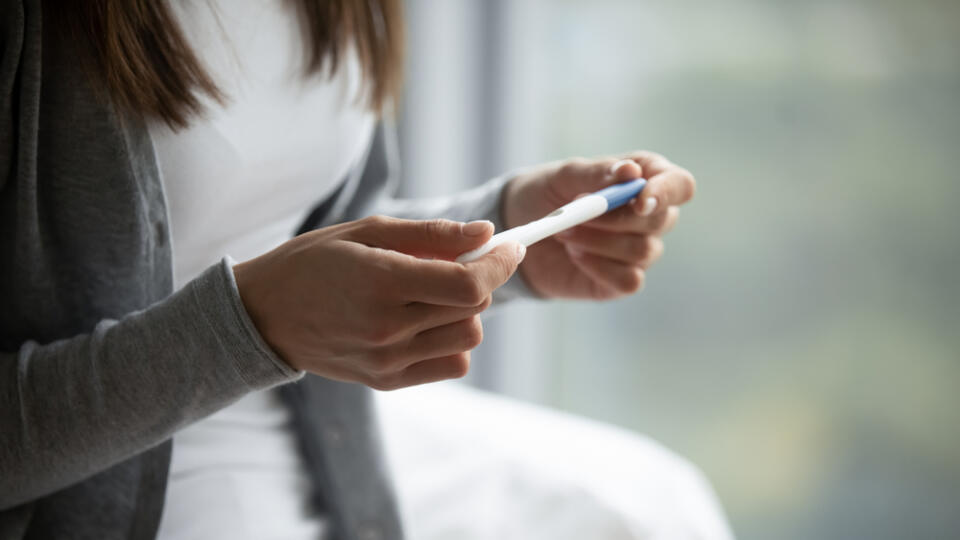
<box><xmin>462</xmin><ymin>316</ymin><xmax>484</xmax><ymax>349</ymax></box>
<box><xmin>363</xmin><ymin>320</ymin><xmax>402</xmax><ymax>346</ymax></box>
<box><xmin>621</xmin><ymin>269</ymin><xmax>645</xmax><ymax>293</ymax></box>
<box><xmin>425</xmin><ymin>218</ymin><xmax>453</xmax><ymax>240</ymax></box>
<box><xmin>559</xmin><ymin>157</ymin><xmax>588</xmax><ymax>176</ymax></box>
<box><xmin>367</xmin><ymin>361</ymin><xmax>407</xmax><ymax>390</ymax></box>
<box><xmin>364</xmin><ymin>214</ymin><xmax>390</xmax><ymax>228</ymax></box>
<box><xmin>662</xmin><ymin>207</ymin><xmax>681</xmax><ymax>232</ymax></box>
<box><xmin>366</xmin><ymin>350</ymin><xmax>397</xmax><ymax>376</ymax></box>
<box><xmin>459</xmin><ymin>271</ymin><xmax>487</xmax><ymax>305</ymax></box>
<box><xmin>641</xmin><ymin>238</ymin><xmax>664</xmax><ymax>268</ymax></box>
<box><xmin>364</xmin><ymin>372</ymin><xmax>390</xmax><ymax>391</ymax></box>
<box><xmin>497</xmin><ymin>248</ymin><xmax>521</xmax><ymax>274</ymax></box>
<box><xmin>630</xmin><ymin>238</ymin><xmax>651</xmax><ymax>262</ymax></box>
<box><xmin>446</xmin><ymin>353</ymin><xmax>471</xmax><ymax>379</ymax></box>
<box><xmin>648</xmin><ymin>210</ymin><xmax>669</xmax><ymax>230</ymax></box>
<box><xmin>652</xmin><ymin>237</ymin><xmax>665</xmax><ymax>257</ymax></box>
<box><xmin>368</xmin><ymin>376</ymin><xmax>400</xmax><ymax>392</ymax></box>
<box><xmin>614</xmin><ymin>268</ymin><xmax>638</xmax><ymax>293</ymax></box>
<box><xmin>488</xmin><ymin>256</ymin><xmax>510</xmax><ymax>283</ymax></box>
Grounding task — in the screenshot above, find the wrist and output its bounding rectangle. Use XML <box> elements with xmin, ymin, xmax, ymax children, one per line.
<box><xmin>232</xmin><ymin>257</ymin><xmax>296</xmax><ymax>370</ymax></box>
<box><xmin>220</xmin><ymin>257</ymin><xmax>304</xmax><ymax>382</ymax></box>
<box><xmin>501</xmin><ymin>173</ymin><xmax>529</xmax><ymax>230</ymax></box>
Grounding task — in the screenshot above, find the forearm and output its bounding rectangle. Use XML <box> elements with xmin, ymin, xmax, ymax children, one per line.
<box><xmin>0</xmin><ymin>258</ymin><xmax>302</xmax><ymax>509</ymax></box>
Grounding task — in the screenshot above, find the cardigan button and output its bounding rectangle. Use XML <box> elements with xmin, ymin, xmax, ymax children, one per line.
<box><xmin>154</xmin><ymin>220</ymin><xmax>167</xmax><ymax>247</ymax></box>
<box><xmin>324</xmin><ymin>423</ymin><xmax>345</xmax><ymax>445</ymax></box>
<box><xmin>357</xmin><ymin>523</ymin><xmax>383</xmax><ymax>540</ymax></box>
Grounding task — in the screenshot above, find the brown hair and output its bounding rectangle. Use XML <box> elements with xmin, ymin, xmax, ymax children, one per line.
<box><xmin>60</xmin><ymin>0</ymin><xmax>404</xmax><ymax>129</ymax></box>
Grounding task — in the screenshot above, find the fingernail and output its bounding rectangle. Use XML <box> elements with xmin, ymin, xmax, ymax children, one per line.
<box><xmin>640</xmin><ymin>197</ymin><xmax>658</xmax><ymax>216</ymax></box>
<box><xmin>463</xmin><ymin>220</ymin><xmax>493</xmax><ymax>236</ymax></box>
<box><xmin>515</xmin><ymin>243</ymin><xmax>527</xmax><ymax>260</ymax></box>
<box><xmin>610</xmin><ymin>159</ymin><xmax>633</xmax><ymax>175</ymax></box>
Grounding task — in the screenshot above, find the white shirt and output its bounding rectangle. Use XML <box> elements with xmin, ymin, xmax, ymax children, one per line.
<box><xmin>150</xmin><ymin>1</ymin><xmax>375</xmax><ymax>538</ymax></box>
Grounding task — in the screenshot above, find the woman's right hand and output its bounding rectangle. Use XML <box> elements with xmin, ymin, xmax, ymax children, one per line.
<box><xmin>233</xmin><ymin>215</ymin><xmax>525</xmax><ymax>390</ymax></box>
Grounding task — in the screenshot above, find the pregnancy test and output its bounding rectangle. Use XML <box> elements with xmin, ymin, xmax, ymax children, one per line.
<box><xmin>455</xmin><ymin>178</ymin><xmax>647</xmax><ymax>263</ymax></box>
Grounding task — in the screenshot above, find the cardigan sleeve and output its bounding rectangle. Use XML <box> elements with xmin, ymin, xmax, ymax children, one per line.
<box><xmin>0</xmin><ymin>258</ymin><xmax>302</xmax><ymax>509</ymax></box>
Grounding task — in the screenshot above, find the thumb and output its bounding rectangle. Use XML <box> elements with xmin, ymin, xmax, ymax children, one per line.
<box><xmin>356</xmin><ymin>216</ymin><xmax>495</xmax><ymax>260</ymax></box>
<box><xmin>461</xmin><ymin>241</ymin><xmax>526</xmax><ymax>295</ymax></box>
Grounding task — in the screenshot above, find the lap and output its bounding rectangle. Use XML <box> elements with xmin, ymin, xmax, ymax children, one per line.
<box><xmin>374</xmin><ymin>382</ymin><xmax>733</xmax><ymax>540</ymax></box>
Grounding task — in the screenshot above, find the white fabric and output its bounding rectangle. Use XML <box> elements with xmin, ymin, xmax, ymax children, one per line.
<box><xmin>152</xmin><ymin>0</ymin><xmax>375</xmax><ymax>291</ymax></box>
<box><xmin>151</xmin><ymin>1</ymin><xmax>374</xmax><ymax>539</ymax></box>
<box><xmin>156</xmin><ymin>392</ymin><xmax>326</xmax><ymax>540</ymax></box>
<box><xmin>376</xmin><ymin>382</ymin><xmax>735</xmax><ymax>540</ymax></box>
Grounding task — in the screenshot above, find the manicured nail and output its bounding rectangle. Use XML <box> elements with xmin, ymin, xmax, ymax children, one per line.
<box><xmin>610</xmin><ymin>159</ymin><xmax>633</xmax><ymax>175</ymax></box>
<box><xmin>640</xmin><ymin>197</ymin><xmax>658</xmax><ymax>216</ymax></box>
<box><xmin>463</xmin><ymin>220</ymin><xmax>493</xmax><ymax>236</ymax></box>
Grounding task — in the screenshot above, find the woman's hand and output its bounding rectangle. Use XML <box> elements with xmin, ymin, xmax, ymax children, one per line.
<box><xmin>233</xmin><ymin>216</ymin><xmax>525</xmax><ymax>390</ymax></box>
<box><xmin>503</xmin><ymin>151</ymin><xmax>695</xmax><ymax>300</ymax></box>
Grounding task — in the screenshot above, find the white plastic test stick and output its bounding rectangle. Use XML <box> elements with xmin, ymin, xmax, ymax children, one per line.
<box><xmin>455</xmin><ymin>178</ymin><xmax>647</xmax><ymax>263</ymax></box>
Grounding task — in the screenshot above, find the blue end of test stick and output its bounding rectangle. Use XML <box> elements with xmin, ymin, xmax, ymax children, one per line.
<box><xmin>595</xmin><ymin>177</ymin><xmax>648</xmax><ymax>210</ymax></box>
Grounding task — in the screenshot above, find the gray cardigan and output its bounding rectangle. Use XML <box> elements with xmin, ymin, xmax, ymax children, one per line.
<box><xmin>0</xmin><ymin>2</ymin><xmax>530</xmax><ymax>538</ymax></box>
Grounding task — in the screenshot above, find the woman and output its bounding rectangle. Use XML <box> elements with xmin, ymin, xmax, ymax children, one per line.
<box><xmin>0</xmin><ymin>1</ymin><xmax>711</xmax><ymax>538</ymax></box>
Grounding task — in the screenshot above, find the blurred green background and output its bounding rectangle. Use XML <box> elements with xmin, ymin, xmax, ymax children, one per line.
<box><xmin>400</xmin><ymin>1</ymin><xmax>960</xmax><ymax>538</ymax></box>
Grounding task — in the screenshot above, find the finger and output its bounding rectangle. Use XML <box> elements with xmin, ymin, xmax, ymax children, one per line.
<box><xmin>553</xmin><ymin>157</ymin><xmax>642</xmax><ymax>196</ymax></box>
<box><xmin>450</xmin><ymin>241</ymin><xmax>526</xmax><ymax>305</ymax></box>
<box><xmin>654</xmin><ymin>206</ymin><xmax>680</xmax><ymax>236</ymax></box>
<box><xmin>623</xmin><ymin>150</ymin><xmax>674</xmax><ymax>178</ymax></box>
<box><xmin>628</xmin><ymin>166</ymin><xmax>696</xmax><ymax>216</ymax></box>
<box><xmin>575</xmin><ymin>201</ymin><xmax>675</xmax><ymax>233</ymax></box>
<box><xmin>383</xmin><ymin>241</ymin><xmax>525</xmax><ymax>307</ymax></box>
<box><xmin>393</xmin><ymin>316</ymin><xmax>483</xmax><ymax>368</ymax></box>
<box><xmin>402</xmin><ymin>296</ymin><xmax>492</xmax><ymax>334</ymax></box>
<box><xmin>382</xmin><ymin>352</ymin><xmax>472</xmax><ymax>390</ymax></box>
<box><xmin>566</xmin><ymin>245</ymin><xmax>646</xmax><ymax>296</ymax></box>
<box><xmin>609</xmin><ymin>158</ymin><xmax>644</xmax><ymax>182</ymax></box>
<box><xmin>557</xmin><ymin>230</ymin><xmax>664</xmax><ymax>268</ymax></box>
<box><xmin>349</xmin><ymin>215</ymin><xmax>494</xmax><ymax>260</ymax></box>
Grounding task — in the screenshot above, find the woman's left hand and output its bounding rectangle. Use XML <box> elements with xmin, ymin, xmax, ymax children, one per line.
<box><xmin>502</xmin><ymin>151</ymin><xmax>696</xmax><ymax>300</ymax></box>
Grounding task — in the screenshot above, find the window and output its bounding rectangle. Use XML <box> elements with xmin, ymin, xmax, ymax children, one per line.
<box><xmin>400</xmin><ymin>1</ymin><xmax>960</xmax><ymax>537</ymax></box>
